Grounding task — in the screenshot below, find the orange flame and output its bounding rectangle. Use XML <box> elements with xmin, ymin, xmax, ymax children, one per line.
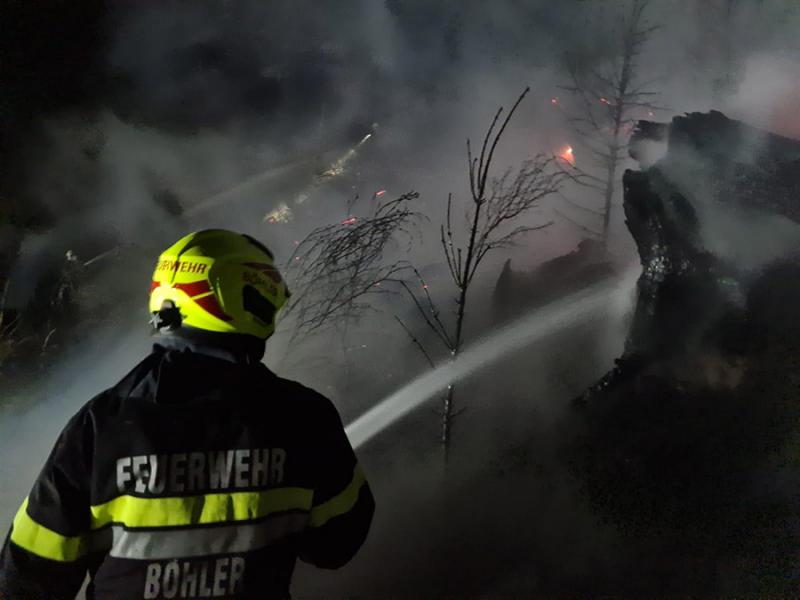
<box><xmin>558</xmin><ymin>145</ymin><xmax>576</xmax><ymax>166</ymax></box>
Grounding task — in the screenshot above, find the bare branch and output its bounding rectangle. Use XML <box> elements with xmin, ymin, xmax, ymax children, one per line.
<box><xmin>467</xmin><ymin>154</ymin><xmax>563</xmax><ymax>285</ymax></box>
<box><xmin>283</xmin><ymin>192</ymin><xmax>424</xmax><ymax>335</ymax></box>
<box><xmin>554</xmin><ymin>158</ymin><xmax>607</xmax><ymax>189</ymax></box>
<box><xmin>554</xmin><ymin>207</ymin><xmax>603</xmax><ymax>237</ymax></box>
<box><xmin>409</xmin><ymin>266</ymin><xmax>454</xmax><ymax>349</ymax></box>
<box><xmin>396</xmin><ymin>279</ymin><xmax>453</xmax><ymax>351</ymax></box>
<box><xmin>394</xmin><ymin>315</ymin><xmax>436</xmax><ymax>368</ymax></box>
<box><xmin>561</xmin><ymin>194</ymin><xmax>606</xmax><ymax>217</ymax></box>
<box><xmin>474</xmin><ymin>222</ymin><xmax>553</xmax><ymax>269</ymax></box>
<box><xmin>440</xmin><ymin>193</ymin><xmax>461</xmax><ymax>287</ymax></box>
<box><xmin>477</xmin><ymin>87</ymin><xmax>531</xmax><ymax>198</ymax></box>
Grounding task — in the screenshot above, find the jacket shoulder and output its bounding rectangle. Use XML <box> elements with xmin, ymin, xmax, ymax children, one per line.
<box><xmin>261</xmin><ymin>370</ymin><xmax>342</xmax><ymax>422</ymax></box>
<box><xmin>77</xmin><ymin>352</ymin><xmax>163</xmax><ymax>419</ymax></box>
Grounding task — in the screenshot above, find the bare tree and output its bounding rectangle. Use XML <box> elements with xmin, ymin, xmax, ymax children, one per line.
<box><xmin>398</xmin><ymin>88</ymin><xmax>563</xmax><ymax>449</ymax></box>
<box><xmin>281</xmin><ymin>192</ymin><xmax>422</xmax><ymax>337</ymax></box>
<box><xmin>557</xmin><ymin>0</ymin><xmax>661</xmax><ymax>250</ymax></box>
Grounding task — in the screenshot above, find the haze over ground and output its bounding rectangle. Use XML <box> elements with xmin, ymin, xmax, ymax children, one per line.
<box><xmin>3</xmin><ymin>1</ymin><xmax>800</xmax><ymax>597</ymax></box>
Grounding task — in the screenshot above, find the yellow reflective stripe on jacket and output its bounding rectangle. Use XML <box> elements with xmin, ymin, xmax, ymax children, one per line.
<box><xmin>90</xmin><ymin>487</ymin><xmax>314</xmax><ymax>529</ymax></box>
<box><xmin>11</xmin><ymin>478</ymin><xmax>356</xmax><ymax>562</ymax></box>
<box><xmin>10</xmin><ymin>498</ymin><xmax>88</xmax><ymax>562</ymax></box>
<box><xmin>310</xmin><ymin>466</ymin><xmax>366</xmax><ymax>528</ymax></box>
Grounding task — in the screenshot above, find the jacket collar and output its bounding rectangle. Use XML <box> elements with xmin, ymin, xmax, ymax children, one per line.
<box><xmin>153</xmin><ymin>327</ymin><xmax>266</xmax><ymax>365</ymax></box>
<box><xmin>113</xmin><ymin>329</ymin><xmax>271</xmax><ymax>403</ymax></box>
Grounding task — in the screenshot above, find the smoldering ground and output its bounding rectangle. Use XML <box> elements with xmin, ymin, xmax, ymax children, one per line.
<box><xmin>4</xmin><ymin>1</ymin><xmax>800</xmax><ymax>597</ymax></box>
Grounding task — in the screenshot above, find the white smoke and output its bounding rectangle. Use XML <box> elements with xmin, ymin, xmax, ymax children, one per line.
<box><xmin>4</xmin><ymin>2</ymin><xmax>800</xmax><ymax>596</ymax></box>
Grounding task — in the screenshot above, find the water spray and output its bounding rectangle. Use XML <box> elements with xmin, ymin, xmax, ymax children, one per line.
<box><xmin>83</xmin><ymin>247</ymin><xmax>120</xmax><ymax>267</ymax></box>
<box><xmin>186</xmin><ymin>129</ymin><xmax>376</xmax><ymax>218</ymax></box>
<box><xmin>184</xmin><ymin>158</ymin><xmax>318</xmax><ymax>217</ymax></box>
<box><xmin>345</xmin><ymin>276</ymin><xmax>631</xmax><ymax>449</ymax></box>
<box><xmin>314</xmin><ymin>133</ymin><xmax>373</xmax><ymax>182</ymax></box>
<box><xmin>290</xmin><ymin>131</ymin><xmax>374</xmax><ymax>210</ymax></box>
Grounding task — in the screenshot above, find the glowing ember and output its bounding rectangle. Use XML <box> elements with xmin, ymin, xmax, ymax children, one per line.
<box><xmin>375</xmin><ymin>189</ymin><xmax>387</xmax><ymax>197</ymax></box>
<box><xmin>264</xmin><ymin>202</ymin><xmax>293</xmax><ymax>224</ymax></box>
<box><xmin>422</xmin><ymin>284</ymin><xmax>429</xmax><ymax>289</ymax></box>
<box><xmin>557</xmin><ymin>145</ymin><xmax>576</xmax><ymax>166</ymax></box>
<box><xmin>599</xmin><ymin>97</ymin><xmax>610</xmax><ymax>105</ymax></box>
<box><xmin>551</xmin><ymin>97</ymin><xmax>559</xmax><ymax>105</ymax></box>
<box><xmin>341</xmin><ymin>216</ymin><xmax>358</xmax><ymax>226</ymax></box>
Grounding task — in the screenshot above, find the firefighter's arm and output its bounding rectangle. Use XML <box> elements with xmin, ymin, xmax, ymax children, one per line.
<box><xmin>0</xmin><ymin>407</ymin><xmax>96</xmax><ymax>599</ymax></box>
<box><xmin>298</xmin><ymin>400</ymin><xmax>375</xmax><ymax>569</ymax></box>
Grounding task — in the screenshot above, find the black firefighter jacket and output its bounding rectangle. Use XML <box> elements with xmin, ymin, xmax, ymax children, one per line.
<box><xmin>0</xmin><ymin>343</ymin><xmax>375</xmax><ymax>599</ymax></box>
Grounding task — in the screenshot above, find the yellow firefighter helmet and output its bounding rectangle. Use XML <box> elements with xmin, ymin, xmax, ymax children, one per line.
<box><xmin>149</xmin><ymin>230</ymin><xmax>290</xmax><ymax>339</ymax></box>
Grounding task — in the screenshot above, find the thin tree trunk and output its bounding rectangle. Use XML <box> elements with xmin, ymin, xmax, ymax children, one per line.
<box><xmin>603</xmin><ymin>13</ymin><xmax>635</xmax><ymax>252</ymax></box>
<box><xmin>441</xmin><ymin>195</ymin><xmax>482</xmax><ymax>448</ymax></box>
<box><xmin>602</xmin><ymin>158</ymin><xmax>615</xmax><ymax>249</ymax></box>
<box><xmin>442</xmin><ymin>286</ymin><xmax>468</xmax><ymax>448</ymax></box>
<box><xmin>441</xmin><ymin>384</ymin><xmax>454</xmax><ymax>450</ymax></box>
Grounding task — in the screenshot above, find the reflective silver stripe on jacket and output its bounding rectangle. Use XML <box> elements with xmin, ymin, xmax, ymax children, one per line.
<box><xmin>108</xmin><ymin>513</ymin><xmax>309</xmax><ymax>560</ymax></box>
